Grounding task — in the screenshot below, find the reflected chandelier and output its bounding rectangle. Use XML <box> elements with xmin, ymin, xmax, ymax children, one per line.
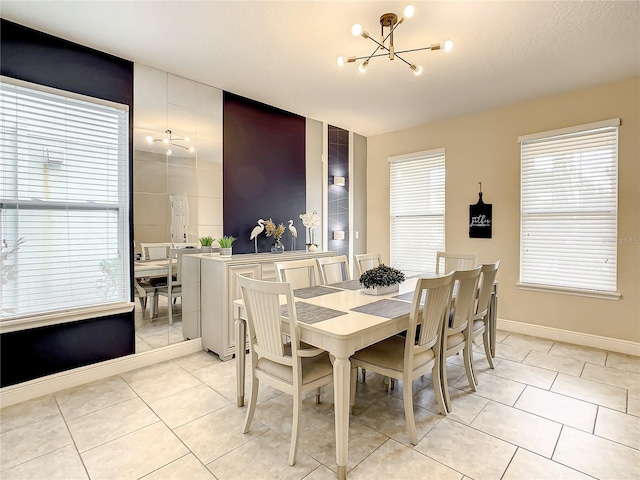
<box><xmin>337</xmin><ymin>4</ymin><xmax>453</xmax><ymax>76</ymax></box>
<box><xmin>144</xmin><ymin>129</ymin><xmax>194</xmax><ymax>155</ymax></box>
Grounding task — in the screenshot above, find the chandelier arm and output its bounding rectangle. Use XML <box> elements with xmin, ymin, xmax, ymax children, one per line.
<box><xmin>394</xmin><ymin>46</ymin><xmax>436</xmax><ymax>55</ymax></box>
<box><xmin>392</xmin><ymin>53</ymin><xmax>413</xmax><ymax>68</ymax></box>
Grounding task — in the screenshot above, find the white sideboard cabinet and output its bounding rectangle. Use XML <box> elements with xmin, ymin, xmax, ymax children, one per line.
<box><xmin>183</xmin><ymin>251</ymin><xmax>335</xmax><ymax>360</ymax></box>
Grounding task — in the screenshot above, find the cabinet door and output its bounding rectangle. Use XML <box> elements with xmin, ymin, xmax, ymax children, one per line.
<box><xmin>260</xmin><ymin>261</ymin><xmax>278</xmax><ymax>281</ymax></box>
<box><xmin>226</xmin><ymin>264</ymin><xmax>261</xmax><ymax>354</ymax></box>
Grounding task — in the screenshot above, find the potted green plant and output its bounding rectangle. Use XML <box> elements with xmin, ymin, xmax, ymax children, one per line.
<box><xmin>359</xmin><ymin>264</ymin><xmax>406</xmax><ymax>295</ymax></box>
<box><xmin>199</xmin><ymin>236</ymin><xmax>214</xmax><ymax>255</ymax></box>
<box><xmin>218</xmin><ymin>235</ymin><xmax>236</xmax><ymax>257</ymax></box>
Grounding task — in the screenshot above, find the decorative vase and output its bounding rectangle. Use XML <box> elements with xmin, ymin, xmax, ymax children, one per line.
<box><xmin>363</xmin><ymin>284</ymin><xmax>399</xmax><ymax>296</ymax></box>
<box><xmin>220</xmin><ymin>247</ymin><xmax>232</xmax><ymax>257</ymax></box>
<box><xmin>271</xmin><ymin>240</ymin><xmax>285</xmax><ymax>254</ymax></box>
<box><xmin>307</xmin><ymin>244</ymin><xmax>317</xmax><ymax>253</ymax></box>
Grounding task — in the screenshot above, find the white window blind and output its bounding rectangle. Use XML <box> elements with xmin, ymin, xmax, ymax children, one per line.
<box><xmin>519</xmin><ymin>119</ymin><xmax>619</xmax><ymax>293</ymax></box>
<box><xmin>390</xmin><ymin>149</ymin><xmax>445</xmax><ymax>273</ymax></box>
<box><xmin>0</xmin><ymin>77</ymin><xmax>130</xmax><ymax>320</ymax></box>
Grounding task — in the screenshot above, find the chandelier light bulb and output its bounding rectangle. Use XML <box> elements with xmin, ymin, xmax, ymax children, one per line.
<box><xmin>189</xmin><ymin>146</ymin><xmax>195</xmax><ymax>153</ymax></box>
<box><xmin>351</xmin><ymin>23</ymin><xmax>363</xmax><ymax>36</ymax></box>
<box><xmin>443</xmin><ymin>39</ymin><xmax>453</xmax><ymax>52</ymax></box>
<box><xmin>145</xmin><ymin>136</ymin><xmax>154</xmax><ymax>144</ymax></box>
<box><xmin>337</xmin><ymin>56</ymin><xmax>345</xmax><ymax>67</ymax></box>
<box><xmin>166</xmin><ymin>149</ymin><xmax>172</xmax><ymax>156</ymax></box>
<box><xmin>184</xmin><ymin>136</ymin><xmax>191</xmax><ymax>142</ymax></box>
<box><xmin>410</xmin><ymin>64</ymin><xmax>423</xmax><ymax>76</ymax></box>
<box><xmin>358</xmin><ymin>60</ymin><xmax>369</xmax><ymax>73</ymax></box>
<box><xmin>403</xmin><ymin>5</ymin><xmax>415</xmax><ymax>19</ymax></box>
<box><xmin>162</xmin><ymin>138</ymin><xmax>170</xmax><ymax>144</ymax></box>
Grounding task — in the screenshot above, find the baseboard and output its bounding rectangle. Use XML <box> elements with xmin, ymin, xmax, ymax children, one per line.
<box><xmin>0</xmin><ymin>339</ymin><xmax>203</xmax><ymax>408</ymax></box>
<box><xmin>497</xmin><ymin>318</ymin><xmax>640</xmax><ymax>357</ymax></box>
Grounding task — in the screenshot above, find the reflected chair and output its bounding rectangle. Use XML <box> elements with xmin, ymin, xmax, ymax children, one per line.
<box><xmin>349</xmin><ymin>273</ymin><xmax>454</xmax><ymax>444</ymax></box>
<box><xmin>440</xmin><ymin>267</ymin><xmax>482</xmax><ymax>412</ymax></box>
<box><xmin>239</xmin><ymin>275</ymin><xmax>333</xmax><ymax>466</ymax></box>
<box><xmin>354</xmin><ymin>253</ymin><xmax>382</xmax><ymax>277</ymax></box>
<box><xmin>140</xmin><ymin>242</ymin><xmax>172</xmax><ymax>260</ymax></box>
<box><xmin>469</xmin><ymin>261</ymin><xmax>501</xmax><ymax>380</ymax></box>
<box><xmin>435</xmin><ymin>251</ymin><xmax>478</xmax><ymax>274</ymax></box>
<box><xmin>274</xmin><ymin>259</ymin><xmax>321</xmax><ymax>289</ymax></box>
<box><xmin>155</xmin><ymin>247</ymin><xmax>201</xmax><ymax>325</ymax></box>
<box><xmin>316</xmin><ymin>255</ymin><xmax>350</xmax><ymax>284</ymax></box>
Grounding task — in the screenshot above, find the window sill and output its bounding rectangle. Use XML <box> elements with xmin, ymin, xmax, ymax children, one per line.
<box><xmin>0</xmin><ymin>302</ymin><xmax>135</xmax><ymax>334</ymax></box>
<box><xmin>516</xmin><ymin>283</ymin><xmax>621</xmax><ymax>300</ymax></box>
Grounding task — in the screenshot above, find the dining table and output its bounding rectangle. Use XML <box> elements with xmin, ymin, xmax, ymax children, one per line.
<box><xmin>233</xmin><ymin>275</ymin><xmax>498</xmax><ymax>479</ymax></box>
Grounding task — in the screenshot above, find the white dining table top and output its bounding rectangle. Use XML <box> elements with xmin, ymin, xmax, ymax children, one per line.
<box><xmin>134</xmin><ymin>259</ymin><xmax>175</xmax><ymax>278</ymax></box>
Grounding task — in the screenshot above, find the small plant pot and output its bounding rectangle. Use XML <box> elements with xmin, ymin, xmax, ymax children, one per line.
<box><xmin>202</xmin><ymin>246</ymin><xmax>213</xmax><ymax>255</ymax></box>
<box><xmin>220</xmin><ymin>247</ymin><xmax>232</xmax><ymax>257</ymax></box>
<box><xmin>363</xmin><ymin>284</ymin><xmax>399</xmax><ymax>296</ymax></box>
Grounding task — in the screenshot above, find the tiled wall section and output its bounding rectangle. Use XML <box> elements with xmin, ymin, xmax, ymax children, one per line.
<box><xmin>327</xmin><ymin>125</ymin><xmax>349</xmax><ymax>257</ymax></box>
<box><xmin>133</xmin><ymin>64</ymin><xmax>223</xmax><ymax>253</ymax></box>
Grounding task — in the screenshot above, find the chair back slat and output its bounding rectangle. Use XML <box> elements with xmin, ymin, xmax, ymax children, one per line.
<box><xmin>317</xmin><ymin>255</ymin><xmax>350</xmax><ymax>284</ymax></box>
<box><xmin>435</xmin><ymin>251</ymin><xmax>478</xmax><ymax>274</ymax></box>
<box><xmin>475</xmin><ymin>261</ymin><xmax>500</xmax><ymax>320</ymax></box>
<box><xmin>414</xmin><ymin>274</ymin><xmax>455</xmax><ymax>350</ymax></box>
<box><xmin>449</xmin><ymin>267</ymin><xmax>482</xmax><ymax>332</ymax></box>
<box><xmin>275</xmin><ymin>259</ymin><xmax>320</xmax><ymax>289</ymax></box>
<box><xmin>354</xmin><ymin>253</ymin><xmax>382</xmax><ymax>277</ymax></box>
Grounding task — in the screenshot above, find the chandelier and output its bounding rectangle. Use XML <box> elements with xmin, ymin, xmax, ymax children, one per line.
<box><xmin>337</xmin><ymin>4</ymin><xmax>453</xmax><ymax>76</ymax></box>
<box><xmin>144</xmin><ymin>129</ymin><xmax>194</xmax><ymax>155</ymax></box>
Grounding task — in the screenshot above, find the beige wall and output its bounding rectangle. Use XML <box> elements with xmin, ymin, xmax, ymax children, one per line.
<box><xmin>367</xmin><ymin>78</ymin><xmax>640</xmax><ymax>343</ymax></box>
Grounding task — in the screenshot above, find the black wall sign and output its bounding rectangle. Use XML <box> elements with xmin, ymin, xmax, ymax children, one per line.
<box><xmin>469</xmin><ymin>190</ymin><xmax>492</xmax><ymax>239</ymax></box>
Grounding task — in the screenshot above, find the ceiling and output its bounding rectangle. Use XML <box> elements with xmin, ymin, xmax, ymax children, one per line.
<box><xmin>2</xmin><ymin>1</ymin><xmax>639</xmax><ymax>137</ymax></box>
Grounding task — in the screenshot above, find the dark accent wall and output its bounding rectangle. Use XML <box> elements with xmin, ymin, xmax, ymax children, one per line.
<box><xmin>223</xmin><ymin>92</ymin><xmax>306</xmax><ymax>254</ymax></box>
<box><xmin>328</xmin><ymin>125</ymin><xmax>349</xmax><ymax>257</ymax></box>
<box><xmin>1</xmin><ymin>313</ymin><xmax>134</xmax><ymax>387</ymax></box>
<box><xmin>0</xmin><ymin>20</ymin><xmax>135</xmax><ymax>387</ymax></box>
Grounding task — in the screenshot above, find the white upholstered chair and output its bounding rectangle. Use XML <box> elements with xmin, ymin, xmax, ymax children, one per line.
<box><xmin>440</xmin><ymin>266</ymin><xmax>482</xmax><ymax>412</ymax></box>
<box><xmin>354</xmin><ymin>253</ymin><xmax>382</xmax><ymax>277</ymax></box>
<box><xmin>155</xmin><ymin>248</ymin><xmax>201</xmax><ymax>324</ymax></box>
<box><xmin>140</xmin><ymin>242</ymin><xmax>172</xmax><ymax>260</ymax></box>
<box><xmin>316</xmin><ymin>255</ymin><xmax>350</xmax><ymax>284</ymax></box>
<box><xmin>349</xmin><ymin>273</ymin><xmax>454</xmax><ymax>444</ymax></box>
<box><xmin>274</xmin><ymin>259</ymin><xmax>321</xmax><ymax>289</ymax></box>
<box><xmin>239</xmin><ymin>276</ymin><xmax>333</xmax><ymax>466</ymax></box>
<box><xmin>435</xmin><ymin>251</ymin><xmax>478</xmax><ymax>274</ymax></box>
<box><xmin>469</xmin><ymin>261</ymin><xmax>501</xmax><ymax>378</ymax></box>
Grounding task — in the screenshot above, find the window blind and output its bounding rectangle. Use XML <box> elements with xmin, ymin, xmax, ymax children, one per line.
<box><xmin>519</xmin><ymin>119</ymin><xmax>619</xmax><ymax>293</ymax></box>
<box><xmin>390</xmin><ymin>150</ymin><xmax>445</xmax><ymax>273</ymax></box>
<box><xmin>0</xmin><ymin>78</ymin><xmax>130</xmax><ymax>320</ymax></box>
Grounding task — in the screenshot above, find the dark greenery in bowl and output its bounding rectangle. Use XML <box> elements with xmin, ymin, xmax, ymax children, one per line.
<box><xmin>359</xmin><ymin>264</ymin><xmax>405</xmax><ymax>289</ymax></box>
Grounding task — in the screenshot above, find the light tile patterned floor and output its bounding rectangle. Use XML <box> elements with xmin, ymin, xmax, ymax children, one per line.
<box><xmin>1</xmin><ymin>331</ymin><xmax>639</xmax><ymax>479</ymax></box>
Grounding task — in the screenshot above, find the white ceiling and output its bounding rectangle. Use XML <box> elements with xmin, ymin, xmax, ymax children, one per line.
<box><xmin>2</xmin><ymin>1</ymin><xmax>639</xmax><ymax>137</ymax></box>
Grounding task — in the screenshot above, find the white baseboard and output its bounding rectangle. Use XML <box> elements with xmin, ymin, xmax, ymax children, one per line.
<box><xmin>0</xmin><ymin>339</ymin><xmax>203</xmax><ymax>408</ymax></box>
<box><xmin>498</xmin><ymin>318</ymin><xmax>640</xmax><ymax>357</ymax></box>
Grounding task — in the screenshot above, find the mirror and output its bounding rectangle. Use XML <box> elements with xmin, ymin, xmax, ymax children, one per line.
<box><xmin>133</xmin><ymin>64</ymin><xmax>223</xmax><ymax>351</ymax></box>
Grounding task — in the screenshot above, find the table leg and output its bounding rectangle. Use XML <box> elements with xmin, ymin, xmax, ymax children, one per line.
<box><xmin>235</xmin><ymin>317</ymin><xmax>246</xmax><ymax>407</ymax></box>
<box><xmin>333</xmin><ymin>356</ymin><xmax>350</xmax><ymax>480</ymax></box>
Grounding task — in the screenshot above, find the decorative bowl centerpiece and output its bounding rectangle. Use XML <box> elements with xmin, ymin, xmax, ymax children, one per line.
<box><xmin>359</xmin><ymin>264</ymin><xmax>405</xmax><ymax>296</ymax></box>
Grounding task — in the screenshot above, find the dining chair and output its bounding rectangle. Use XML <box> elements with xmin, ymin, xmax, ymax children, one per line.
<box><xmin>133</xmin><ymin>278</ymin><xmax>157</xmax><ymax>318</ymax></box>
<box><xmin>354</xmin><ymin>253</ymin><xmax>382</xmax><ymax>277</ymax></box>
<box><xmin>274</xmin><ymin>259</ymin><xmax>321</xmax><ymax>289</ymax></box>
<box><xmin>316</xmin><ymin>255</ymin><xmax>350</xmax><ymax>284</ymax></box>
<box><xmin>171</xmin><ymin>241</ymin><xmax>201</xmax><ymax>249</ymax></box>
<box><xmin>140</xmin><ymin>242</ymin><xmax>172</xmax><ymax>260</ymax></box>
<box><xmin>155</xmin><ymin>247</ymin><xmax>201</xmax><ymax>325</ymax></box>
<box><xmin>435</xmin><ymin>251</ymin><xmax>478</xmax><ymax>274</ymax></box>
<box><xmin>239</xmin><ymin>275</ymin><xmax>334</xmax><ymax>466</ymax></box>
<box><xmin>440</xmin><ymin>266</ymin><xmax>482</xmax><ymax>412</ymax></box>
<box><xmin>349</xmin><ymin>273</ymin><xmax>455</xmax><ymax>445</ymax></box>
<box><xmin>469</xmin><ymin>261</ymin><xmax>501</xmax><ymax>380</ymax></box>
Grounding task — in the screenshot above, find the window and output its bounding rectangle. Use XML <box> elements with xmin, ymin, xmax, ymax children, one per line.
<box><xmin>0</xmin><ymin>77</ymin><xmax>130</xmax><ymax>321</ymax></box>
<box><xmin>389</xmin><ymin>149</ymin><xmax>445</xmax><ymax>273</ymax></box>
<box><xmin>519</xmin><ymin>119</ymin><xmax>619</xmax><ymax>296</ymax></box>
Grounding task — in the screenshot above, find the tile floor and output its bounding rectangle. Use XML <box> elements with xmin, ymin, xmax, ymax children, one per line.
<box><xmin>134</xmin><ymin>298</ymin><xmax>185</xmax><ymax>352</ymax></box>
<box><xmin>1</xmin><ymin>331</ymin><xmax>639</xmax><ymax>479</ymax></box>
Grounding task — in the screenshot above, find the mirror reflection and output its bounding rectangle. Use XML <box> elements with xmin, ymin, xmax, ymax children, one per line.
<box><xmin>132</xmin><ymin>64</ymin><xmax>223</xmax><ymax>352</ymax></box>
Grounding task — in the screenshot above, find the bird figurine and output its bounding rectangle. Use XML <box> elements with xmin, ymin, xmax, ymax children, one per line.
<box><xmin>288</xmin><ymin>220</ymin><xmax>298</xmax><ymax>251</ymax></box>
<box><xmin>250</xmin><ymin>219</ymin><xmax>265</xmax><ymax>254</ymax></box>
